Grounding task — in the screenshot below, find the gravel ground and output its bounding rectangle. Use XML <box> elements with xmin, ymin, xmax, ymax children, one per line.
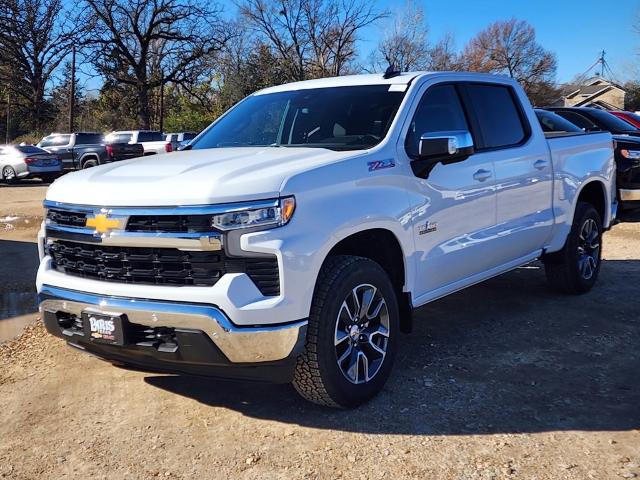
<box><xmin>0</xmin><ymin>184</ymin><xmax>639</xmax><ymax>479</ymax></box>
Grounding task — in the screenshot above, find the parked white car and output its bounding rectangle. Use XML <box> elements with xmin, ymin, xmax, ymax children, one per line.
<box><xmin>105</xmin><ymin>130</ymin><xmax>172</xmax><ymax>155</ymax></box>
<box><xmin>37</xmin><ymin>72</ymin><xmax>616</xmax><ymax>408</ymax></box>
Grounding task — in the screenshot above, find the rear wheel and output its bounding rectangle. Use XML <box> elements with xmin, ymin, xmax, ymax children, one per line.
<box><xmin>81</xmin><ymin>158</ymin><xmax>99</xmax><ymax>169</ymax></box>
<box><xmin>293</xmin><ymin>255</ymin><xmax>399</xmax><ymax>408</ymax></box>
<box><xmin>544</xmin><ymin>201</ymin><xmax>603</xmax><ymax>294</ymax></box>
<box><xmin>1</xmin><ymin>166</ymin><xmax>16</xmax><ymax>183</ymax></box>
<box><xmin>41</xmin><ymin>174</ymin><xmax>59</xmax><ymax>183</ymax></box>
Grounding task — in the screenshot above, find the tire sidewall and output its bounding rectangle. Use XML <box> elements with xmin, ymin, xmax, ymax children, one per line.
<box><xmin>313</xmin><ymin>259</ymin><xmax>399</xmax><ymax>407</ymax></box>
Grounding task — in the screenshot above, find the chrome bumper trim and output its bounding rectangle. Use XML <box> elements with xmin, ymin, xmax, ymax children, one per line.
<box><xmin>45</xmin><ymin>228</ymin><xmax>223</xmax><ymax>251</ymax></box>
<box><xmin>43</xmin><ymin>199</ymin><xmax>279</xmax><ymax>216</ymax></box>
<box><xmin>39</xmin><ymin>285</ymin><xmax>307</xmax><ymax>363</ymax></box>
<box><xmin>619</xmin><ymin>188</ymin><xmax>640</xmax><ymax>202</ymax></box>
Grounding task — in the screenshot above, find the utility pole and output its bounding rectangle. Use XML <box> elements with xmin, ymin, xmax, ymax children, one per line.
<box><xmin>68</xmin><ymin>46</ymin><xmax>76</xmax><ymax>133</ymax></box>
<box><xmin>159</xmin><ymin>73</ymin><xmax>164</xmax><ymax>134</ymax></box>
<box><xmin>600</xmin><ymin>50</ymin><xmax>606</xmax><ymax>77</ymax></box>
<box><xmin>5</xmin><ymin>93</ymin><xmax>9</xmax><ymax>145</ymax></box>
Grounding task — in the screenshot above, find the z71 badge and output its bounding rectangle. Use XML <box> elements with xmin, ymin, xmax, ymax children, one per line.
<box><xmin>367</xmin><ymin>159</ymin><xmax>395</xmax><ymax>171</ymax></box>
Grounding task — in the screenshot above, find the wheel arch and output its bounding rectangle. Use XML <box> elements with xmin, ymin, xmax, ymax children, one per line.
<box><xmin>79</xmin><ymin>153</ymin><xmax>100</xmax><ymax>168</ymax></box>
<box><xmin>319</xmin><ymin>228</ymin><xmax>413</xmax><ymax>333</ymax></box>
<box><xmin>575</xmin><ymin>180</ymin><xmax>607</xmax><ymax>225</ymax></box>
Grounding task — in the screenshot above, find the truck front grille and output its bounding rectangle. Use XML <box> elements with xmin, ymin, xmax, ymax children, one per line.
<box><xmin>47</xmin><ymin>209</ymin><xmax>88</xmax><ymax>228</ymax></box>
<box><xmin>126</xmin><ymin>215</ymin><xmax>214</xmax><ymax>233</ymax></box>
<box><xmin>47</xmin><ymin>240</ymin><xmax>280</xmax><ymax>295</ymax></box>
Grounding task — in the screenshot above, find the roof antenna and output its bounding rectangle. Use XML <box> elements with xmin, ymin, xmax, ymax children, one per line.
<box><xmin>383</xmin><ymin>63</ymin><xmax>401</xmax><ymax>79</ymax></box>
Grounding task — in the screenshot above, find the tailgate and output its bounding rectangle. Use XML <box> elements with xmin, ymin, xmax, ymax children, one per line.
<box><xmin>109</xmin><ymin>142</ymin><xmax>144</xmax><ymax>159</ymax></box>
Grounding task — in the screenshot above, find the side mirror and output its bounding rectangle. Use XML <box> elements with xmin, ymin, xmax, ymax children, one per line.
<box><xmin>418</xmin><ymin>130</ymin><xmax>475</xmax><ymax>164</ymax></box>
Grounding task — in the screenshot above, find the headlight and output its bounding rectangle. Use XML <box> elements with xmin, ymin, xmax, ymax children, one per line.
<box><xmin>212</xmin><ymin>197</ymin><xmax>296</xmax><ymax>231</ymax></box>
<box><xmin>620</xmin><ymin>149</ymin><xmax>640</xmax><ymax>159</ymax></box>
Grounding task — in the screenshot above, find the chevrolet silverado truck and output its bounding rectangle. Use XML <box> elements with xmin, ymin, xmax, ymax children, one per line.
<box><xmin>38</xmin><ymin>132</ymin><xmax>144</xmax><ymax>170</ymax></box>
<box><xmin>37</xmin><ymin>72</ymin><xmax>617</xmax><ymax>408</ymax></box>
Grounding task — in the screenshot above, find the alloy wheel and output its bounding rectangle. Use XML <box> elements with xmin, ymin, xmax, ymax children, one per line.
<box><xmin>2</xmin><ymin>166</ymin><xmax>15</xmax><ymax>181</ymax></box>
<box><xmin>577</xmin><ymin>218</ymin><xmax>600</xmax><ymax>280</ymax></box>
<box><xmin>334</xmin><ymin>284</ymin><xmax>390</xmax><ymax>384</ymax></box>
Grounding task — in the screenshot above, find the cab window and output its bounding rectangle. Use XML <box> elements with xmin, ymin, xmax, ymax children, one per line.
<box><xmin>405</xmin><ymin>84</ymin><xmax>469</xmax><ymax>159</ymax></box>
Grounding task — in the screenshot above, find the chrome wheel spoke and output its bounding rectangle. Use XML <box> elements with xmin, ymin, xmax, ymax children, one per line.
<box><xmin>335</xmin><ymin>329</ymin><xmax>349</xmax><ymax>346</ymax></box>
<box><xmin>357</xmin><ymin>286</ymin><xmax>376</xmax><ymax>320</ymax></box>
<box><xmin>337</xmin><ymin>343</ymin><xmax>353</xmax><ymax>366</ymax></box>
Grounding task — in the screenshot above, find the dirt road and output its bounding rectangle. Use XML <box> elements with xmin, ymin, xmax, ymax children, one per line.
<box><xmin>1</xmin><ymin>184</ymin><xmax>639</xmax><ymax>479</ymax></box>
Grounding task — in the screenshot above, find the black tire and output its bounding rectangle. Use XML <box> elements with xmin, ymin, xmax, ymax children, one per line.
<box><xmin>81</xmin><ymin>158</ymin><xmax>99</xmax><ymax>169</ymax></box>
<box><xmin>293</xmin><ymin>255</ymin><xmax>399</xmax><ymax>408</ymax></box>
<box><xmin>41</xmin><ymin>174</ymin><xmax>59</xmax><ymax>183</ymax></box>
<box><xmin>2</xmin><ymin>166</ymin><xmax>17</xmax><ymax>184</ymax></box>
<box><xmin>544</xmin><ymin>201</ymin><xmax>603</xmax><ymax>294</ymax></box>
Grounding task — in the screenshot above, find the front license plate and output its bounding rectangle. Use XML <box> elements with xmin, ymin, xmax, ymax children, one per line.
<box><xmin>82</xmin><ymin>311</ymin><xmax>127</xmax><ymax>345</ymax></box>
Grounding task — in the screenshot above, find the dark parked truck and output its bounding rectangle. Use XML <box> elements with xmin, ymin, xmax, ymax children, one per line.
<box><xmin>38</xmin><ymin>132</ymin><xmax>144</xmax><ymax>170</ymax></box>
<box><xmin>544</xmin><ymin>108</ymin><xmax>640</xmax><ymax>209</ymax></box>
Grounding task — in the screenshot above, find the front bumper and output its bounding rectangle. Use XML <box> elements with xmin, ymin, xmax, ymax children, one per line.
<box><xmin>39</xmin><ymin>285</ymin><xmax>307</xmax><ymax>381</ymax></box>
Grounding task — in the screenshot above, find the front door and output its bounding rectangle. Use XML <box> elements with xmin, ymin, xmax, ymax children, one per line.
<box><xmin>400</xmin><ymin>83</ymin><xmax>498</xmax><ymax>302</ymax></box>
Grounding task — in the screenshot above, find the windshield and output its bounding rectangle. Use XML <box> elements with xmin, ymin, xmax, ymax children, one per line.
<box><xmin>39</xmin><ymin>134</ymin><xmax>71</xmax><ymax>147</ymax></box>
<box><xmin>588</xmin><ymin>109</ymin><xmax>640</xmax><ymax>133</ymax></box>
<box><xmin>191</xmin><ymin>85</ymin><xmax>406</xmax><ymax>151</ymax></box>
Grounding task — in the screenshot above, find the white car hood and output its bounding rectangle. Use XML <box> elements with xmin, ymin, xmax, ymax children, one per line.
<box><xmin>46</xmin><ymin>147</ymin><xmax>362</xmax><ymax>206</ymax></box>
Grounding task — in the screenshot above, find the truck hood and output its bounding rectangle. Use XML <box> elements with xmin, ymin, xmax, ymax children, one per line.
<box><xmin>46</xmin><ymin>147</ymin><xmax>362</xmax><ymax>206</ymax></box>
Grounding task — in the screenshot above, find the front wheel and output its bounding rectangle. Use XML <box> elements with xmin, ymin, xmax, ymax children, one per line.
<box><xmin>293</xmin><ymin>255</ymin><xmax>399</xmax><ymax>408</ymax></box>
<box><xmin>544</xmin><ymin>201</ymin><xmax>603</xmax><ymax>294</ymax></box>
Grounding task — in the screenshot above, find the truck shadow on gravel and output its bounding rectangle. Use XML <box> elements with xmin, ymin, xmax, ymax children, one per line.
<box><xmin>145</xmin><ymin>258</ymin><xmax>637</xmax><ymax>435</ymax></box>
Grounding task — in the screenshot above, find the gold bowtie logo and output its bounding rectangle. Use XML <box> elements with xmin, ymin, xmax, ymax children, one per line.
<box><xmin>86</xmin><ymin>214</ymin><xmax>122</xmax><ymax>234</ymax></box>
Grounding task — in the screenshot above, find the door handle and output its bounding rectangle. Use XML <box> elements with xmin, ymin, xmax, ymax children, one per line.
<box><xmin>473</xmin><ymin>169</ymin><xmax>492</xmax><ymax>182</ymax></box>
<box><xmin>534</xmin><ymin>159</ymin><xmax>549</xmax><ymax>170</ymax></box>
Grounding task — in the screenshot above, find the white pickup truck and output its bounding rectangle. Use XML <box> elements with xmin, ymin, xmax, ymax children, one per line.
<box><xmin>104</xmin><ymin>130</ymin><xmax>172</xmax><ymax>155</ymax></box>
<box><xmin>37</xmin><ymin>72</ymin><xmax>616</xmax><ymax>408</ymax></box>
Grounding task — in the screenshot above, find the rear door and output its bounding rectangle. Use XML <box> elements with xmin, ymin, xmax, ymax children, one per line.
<box><xmin>402</xmin><ymin>83</ymin><xmax>498</xmax><ymax>297</ymax></box>
<box><xmin>463</xmin><ymin>83</ymin><xmax>554</xmax><ymax>262</ymax></box>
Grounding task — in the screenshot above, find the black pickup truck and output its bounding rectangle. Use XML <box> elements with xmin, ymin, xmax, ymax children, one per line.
<box><xmin>38</xmin><ymin>132</ymin><xmax>144</xmax><ymax>170</ymax></box>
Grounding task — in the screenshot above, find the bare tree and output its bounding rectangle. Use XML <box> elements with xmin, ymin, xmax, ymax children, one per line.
<box><xmin>371</xmin><ymin>0</ymin><xmax>429</xmax><ymax>72</ymax></box>
<box><xmin>238</xmin><ymin>0</ymin><xmax>385</xmax><ymax>81</ymax></box>
<box><xmin>461</xmin><ymin>18</ymin><xmax>557</xmax><ymax>97</ymax></box>
<box><xmin>0</xmin><ymin>0</ymin><xmax>81</xmax><ymax>132</ymax></box>
<box><xmin>426</xmin><ymin>32</ymin><xmax>461</xmax><ymax>71</ymax></box>
<box><xmin>85</xmin><ymin>0</ymin><xmax>232</xmax><ymax>128</ymax></box>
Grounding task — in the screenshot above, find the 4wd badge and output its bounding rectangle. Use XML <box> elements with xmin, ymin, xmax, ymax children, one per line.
<box><xmin>419</xmin><ymin>221</ymin><xmax>438</xmax><ymax>235</ymax></box>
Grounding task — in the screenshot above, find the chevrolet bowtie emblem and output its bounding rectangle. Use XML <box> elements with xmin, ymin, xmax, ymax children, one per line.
<box><xmin>86</xmin><ymin>214</ymin><xmax>122</xmax><ymax>234</ymax></box>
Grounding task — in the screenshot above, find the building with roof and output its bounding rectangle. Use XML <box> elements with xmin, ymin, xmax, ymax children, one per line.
<box><xmin>552</xmin><ymin>76</ymin><xmax>626</xmax><ymax>110</ymax></box>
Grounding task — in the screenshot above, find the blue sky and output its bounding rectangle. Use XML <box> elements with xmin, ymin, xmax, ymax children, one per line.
<box><xmin>358</xmin><ymin>0</ymin><xmax>639</xmax><ymax>82</ymax></box>
<box><xmin>79</xmin><ymin>0</ymin><xmax>639</xmax><ymax>92</ymax></box>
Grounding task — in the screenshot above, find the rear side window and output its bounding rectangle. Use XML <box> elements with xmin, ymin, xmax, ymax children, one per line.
<box><xmin>535</xmin><ymin>110</ymin><xmax>582</xmax><ymax>133</ymax></box>
<box><xmin>107</xmin><ymin>133</ymin><xmax>133</xmax><ymax>143</ymax></box>
<box><xmin>75</xmin><ymin>133</ymin><xmax>103</xmax><ymax>145</ymax></box>
<box><xmin>405</xmin><ymin>84</ymin><xmax>469</xmax><ymax>158</ymax></box>
<box><xmin>138</xmin><ymin>132</ymin><xmax>164</xmax><ymax>142</ymax></box>
<box><xmin>465</xmin><ymin>84</ymin><xmax>527</xmax><ymax>149</ymax></box>
<box><xmin>553</xmin><ymin>111</ymin><xmax>598</xmax><ymax>131</ymax></box>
